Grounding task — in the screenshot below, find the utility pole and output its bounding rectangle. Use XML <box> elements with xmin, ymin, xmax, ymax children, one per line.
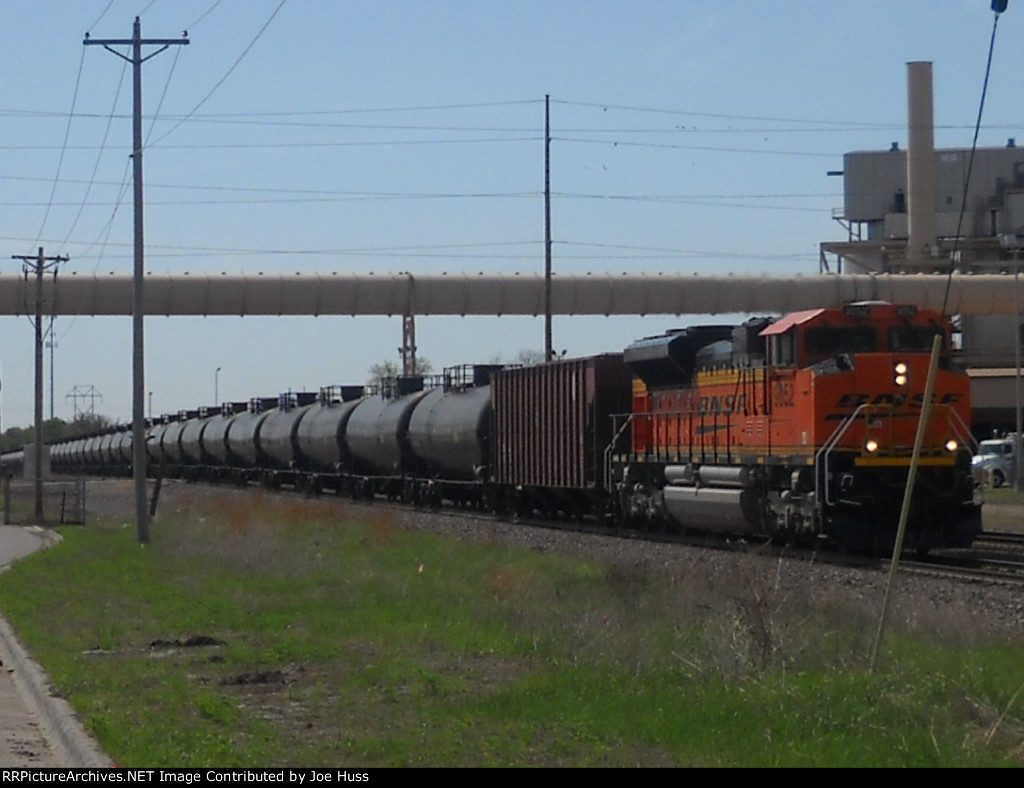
<box><xmin>11</xmin><ymin>248</ymin><xmax>68</xmax><ymax>523</ymax></box>
<box><xmin>544</xmin><ymin>95</ymin><xmax>553</xmax><ymax>362</ymax></box>
<box><xmin>46</xmin><ymin>318</ymin><xmax>56</xmax><ymax>420</ymax></box>
<box><xmin>85</xmin><ymin>19</ymin><xmax>188</xmax><ymax>544</ymax></box>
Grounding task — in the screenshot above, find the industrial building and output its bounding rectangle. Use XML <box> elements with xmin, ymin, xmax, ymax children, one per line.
<box><xmin>820</xmin><ymin>62</ymin><xmax>1023</xmax><ymax>435</ymax></box>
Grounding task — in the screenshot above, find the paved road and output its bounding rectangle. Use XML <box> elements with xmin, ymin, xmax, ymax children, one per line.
<box><xmin>0</xmin><ymin>526</ymin><xmax>112</xmax><ymax>767</ymax></box>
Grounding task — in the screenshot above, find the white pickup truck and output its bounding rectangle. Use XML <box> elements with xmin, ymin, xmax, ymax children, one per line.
<box><xmin>972</xmin><ymin>436</ymin><xmax>1016</xmax><ymax>488</ymax></box>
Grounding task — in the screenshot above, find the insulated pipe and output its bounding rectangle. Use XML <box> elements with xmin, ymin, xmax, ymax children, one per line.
<box><xmin>907</xmin><ymin>61</ymin><xmax>937</xmax><ymax>266</ymax></box>
<box><xmin>0</xmin><ymin>272</ymin><xmax>1023</xmax><ymax>317</ymax></box>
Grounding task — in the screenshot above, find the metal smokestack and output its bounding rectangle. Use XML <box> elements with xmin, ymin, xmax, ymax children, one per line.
<box><xmin>906</xmin><ymin>61</ymin><xmax>937</xmax><ymax>267</ymax></box>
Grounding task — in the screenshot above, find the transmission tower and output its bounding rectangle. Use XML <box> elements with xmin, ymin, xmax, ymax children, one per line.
<box><xmin>66</xmin><ymin>385</ymin><xmax>103</xmax><ymax>421</ymax></box>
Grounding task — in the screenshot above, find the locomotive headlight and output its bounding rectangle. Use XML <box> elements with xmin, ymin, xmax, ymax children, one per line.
<box><xmin>864</xmin><ymin>439</ymin><xmax>879</xmax><ymax>453</ymax></box>
<box><xmin>894</xmin><ymin>362</ymin><xmax>909</xmax><ymax>387</ymax></box>
<box><xmin>945</xmin><ymin>439</ymin><xmax>959</xmax><ymax>453</ymax></box>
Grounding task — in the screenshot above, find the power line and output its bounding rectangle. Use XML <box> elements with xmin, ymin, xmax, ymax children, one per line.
<box><xmin>943</xmin><ymin>4</ymin><xmax>1006</xmax><ymax>315</ymax></box>
<box><xmin>187</xmin><ymin>0</ymin><xmax>226</xmax><ymax>31</ymax></box>
<box><xmin>0</xmin><ymin>136</ymin><xmax>541</xmax><ymax>151</ymax></box>
<box><xmin>30</xmin><ymin>47</ymin><xmax>88</xmax><ymax>251</ymax></box>
<box><xmin>145</xmin><ymin>0</ymin><xmax>288</xmax><ymax>149</ymax></box>
<box><xmin>55</xmin><ymin>53</ymin><xmax>129</xmax><ymax>256</ymax></box>
<box><xmin>86</xmin><ymin>0</ymin><xmax>116</xmax><ymax>34</ymax></box>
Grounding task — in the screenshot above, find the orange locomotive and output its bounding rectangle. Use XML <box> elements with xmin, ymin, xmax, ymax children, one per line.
<box><xmin>615</xmin><ymin>302</ymin><xmax>980</xmax><ymax>552</ymax></box>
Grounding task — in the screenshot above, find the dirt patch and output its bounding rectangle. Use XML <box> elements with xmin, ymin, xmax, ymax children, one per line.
<box><xmin>221</xmin><ymin>670</ymin><xmax>289</xmax><ymax>687</ymax></box>
<box><xmin>149</xmin><ymin>636</ymin><xmax>226</xmax><ymax>649</ymax></box>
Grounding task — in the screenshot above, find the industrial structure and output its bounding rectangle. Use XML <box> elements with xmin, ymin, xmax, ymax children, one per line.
<box><xmin>0</xmin><ymin>271</ymin><xmax>1020</xmax><ymax>319</ymax></box>
<box><xmin>820</xmin><ymin>62</ymin><xmax>1024</xmax><ymax>437</ymax></box>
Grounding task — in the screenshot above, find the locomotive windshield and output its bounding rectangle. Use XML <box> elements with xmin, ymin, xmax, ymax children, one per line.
<box><xmin>804</xmin><ymin>327</ymin><xmax>877</xmax><ymax>357</ymax></box>
<box><xmin>889</xmin><ymin>325</ymin><xmax>946</xmax><ymax>353</ymax></box>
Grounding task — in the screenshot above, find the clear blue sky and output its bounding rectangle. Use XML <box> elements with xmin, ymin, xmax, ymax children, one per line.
<box><xmin>0</xmin><ymin>0</ymin><xmax>1020</xmax><ymax>427</ymax></box>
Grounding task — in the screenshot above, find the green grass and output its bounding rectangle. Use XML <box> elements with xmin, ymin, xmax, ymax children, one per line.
<box><xmin>983</xmin><ymin>486</ymin><xmax>1024</xmax><ymax>506</ymax></box>
<box><xmin>0</xmin><ymin>485</ymin><xmax>1022</xmax><ymax>766</ymax></box>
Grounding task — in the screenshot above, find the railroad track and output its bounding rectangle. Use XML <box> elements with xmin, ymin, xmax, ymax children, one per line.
<box><xmin>973</xmin><ymin>529</ymin><xmax>1024</xmax><ymax>549</ymax></box>
<box><xmin>88</xmin><ymin>478</ymin><xmax>1024</xmax><ymax>588</ymax></box>
<box><xmin>363</xmin><ymin>496</ymin><xmax>1024</xmax><ymax>586</ymax></box>
<box><xmin>311</xmin><ymin>489</ymin><xmax>1022</xmax><ymax>583</ymax></box>
<box><xmin>900</xmin><ymin>548</ymin><xmax>1024</xmax><ymax>585</ymax></box>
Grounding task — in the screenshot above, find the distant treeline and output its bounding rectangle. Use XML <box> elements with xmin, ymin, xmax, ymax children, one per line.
<box><xmin>1</xmin><ymin>415</ymin><xmax>115</xmax><ymax>454</ymax></box>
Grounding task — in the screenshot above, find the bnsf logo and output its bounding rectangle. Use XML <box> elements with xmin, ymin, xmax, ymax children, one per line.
<box><xmin>657</xmin><ymin>393</ymin><xmax>749</xmax><ymax>414</ymax></box>
<box><xmin>835</xmin><ymin>392</ymin><xmax>961</xmax><ymax>408</ymax></box>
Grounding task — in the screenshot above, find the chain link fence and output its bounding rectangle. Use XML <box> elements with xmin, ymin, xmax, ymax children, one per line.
<box><xmin>2</xmin><ymin>477</ymin><xmax>87</xmax><ymax>525</ymax></box>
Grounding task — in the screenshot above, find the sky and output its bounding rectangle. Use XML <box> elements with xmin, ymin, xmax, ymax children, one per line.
<box><xmin>0</xmin><ymin>0</ymin><xmax>1021</xmax><ymax>428</ymax></box>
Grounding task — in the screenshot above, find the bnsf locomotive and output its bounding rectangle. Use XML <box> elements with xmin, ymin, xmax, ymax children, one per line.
<box><xmin>47</xmin><ymin>302</ymin><xmax>980</xmax><ymax>553</ymax></box>
<box><xmin>613</xmin><ymin>302</ymin><xmax>978</xmax><ymax>553</ymax></box>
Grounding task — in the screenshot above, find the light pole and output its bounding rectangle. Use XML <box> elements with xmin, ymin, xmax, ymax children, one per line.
<box><xmin>1000</xmin><ymin>233</ymin><xmax>1023</xmax><ymax>490</ymax></box>
<box><xmin>215</xmin><ymin>367</ymin><xmax>221</xmax><ymax>406</ymax></box>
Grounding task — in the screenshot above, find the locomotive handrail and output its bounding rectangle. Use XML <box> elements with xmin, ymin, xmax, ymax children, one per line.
<box><xmin>816</xmin><ymin>404</ymin><xmax>871</xmax><ymax>509</ymax></box>
<box><xmin>602</xmin><ymin>411</ymin><xmax>634</xmax><ymax>491</ymax></box>
<box><xmin>816</xmin><ymin>402</ymin><xmax>971</xmax><ymax>509</ymax></box>
<box><xmin>619</xmin><ymin>404</ymin><xmax>742</xmax><ymax>466</ymax></box>
<box><xmin>946</xmin><ymin>406</ymin><xmax>978</xmax><ymax>458</ymax></box>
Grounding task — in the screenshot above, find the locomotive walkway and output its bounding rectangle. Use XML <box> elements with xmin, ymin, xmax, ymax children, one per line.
<box><xmin>0</xmin><ymin>526</ymin><xmax>112</xmax><ymax>767</ymax></box>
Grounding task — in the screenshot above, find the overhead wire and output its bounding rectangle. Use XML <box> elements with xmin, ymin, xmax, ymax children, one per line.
<box><xmin>29</xmin><ymin>46</ymin><xmax>87</xmax><ymax>252</ymax></box>
<box><xmin>86</xmin><ymin>0</ymin><xmax>116</xmax><ymax>34</ymax></box>
<box><xmin>187</xmin><ymin>0</ymin><xmax>226</xmax><ymax>31</ymax></box>
<box><xmin>56</xmin><ymin>56</ymin><xmax>129</xmax><ymax>256</ymax></box>
<box><xmin>942</xmin><ymin>6</ymin><xmax>1004</xmax><ymax>315</ymax></box>
<box><xmin>145</xmin><ymin>0</ymin><xmax>288</xmax><ymax>150</ymax></box>
<box><xmin>555</xmin><ymin>99</ymin><xmax>903</xmax><ymax>129</ymax></box>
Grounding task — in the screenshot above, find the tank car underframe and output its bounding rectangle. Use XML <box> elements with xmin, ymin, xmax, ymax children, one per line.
<box><xmin>612</xmin><ymin>451</ymin><xmax>980</xmax><ymax>553</ymax></box>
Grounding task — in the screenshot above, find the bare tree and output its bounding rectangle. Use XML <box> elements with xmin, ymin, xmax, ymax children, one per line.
<box><xmin>514</xmin><ymin>348</ymin><xmax>546</xmax><ymax>366</ymax></box>
<box><xmin>367</xmin><ymin>357</ymin><xmax>433</xmax><ymax>386</ymax></box>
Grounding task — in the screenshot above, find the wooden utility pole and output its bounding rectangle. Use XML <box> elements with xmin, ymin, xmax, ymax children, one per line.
<box><xmin>85</xmin><ymin>18</ymin><xmax>188</xmax><ymax>544</ymax></box>
<box><xmin>870</xmin><ymin>334</ymin><xmax>943</xmax><ymax>671</ymax></box>
<box><xmin>544</xmin><ymin>95</ymin><xmax>553</xmax><ymax>361</ymax></box>
<box><xmin>11</xmin><ymin>248</ymin><xmax>68</xmax><ymax>522</ymax></box>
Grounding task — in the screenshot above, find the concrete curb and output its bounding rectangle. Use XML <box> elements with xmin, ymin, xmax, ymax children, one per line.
<box><xmin>0</xmin><ymin>527</ymin><xmax>114</xmax><ymax>768</ymax></box>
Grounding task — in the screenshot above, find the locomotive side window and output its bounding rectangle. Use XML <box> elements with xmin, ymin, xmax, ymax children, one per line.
<box><xmin>770</xmin><ymin>332</ymin><xmax>796</xmax><ymax>367</ymax></box>
<box><xmin>889</xmin><ymin>325</ymin><xmax>945</xmax><ymax>353</ymax></box>
<box><xmin>804</xmin><ymin>327</ymin><xmax>877</xmax><ymax>357</ymax></box>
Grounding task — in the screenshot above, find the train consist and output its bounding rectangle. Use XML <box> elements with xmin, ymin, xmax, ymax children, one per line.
<box><xmin>47</xmin><ymin>302</ymin><xmax>981</xmax><ymax>553</ymax></box>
